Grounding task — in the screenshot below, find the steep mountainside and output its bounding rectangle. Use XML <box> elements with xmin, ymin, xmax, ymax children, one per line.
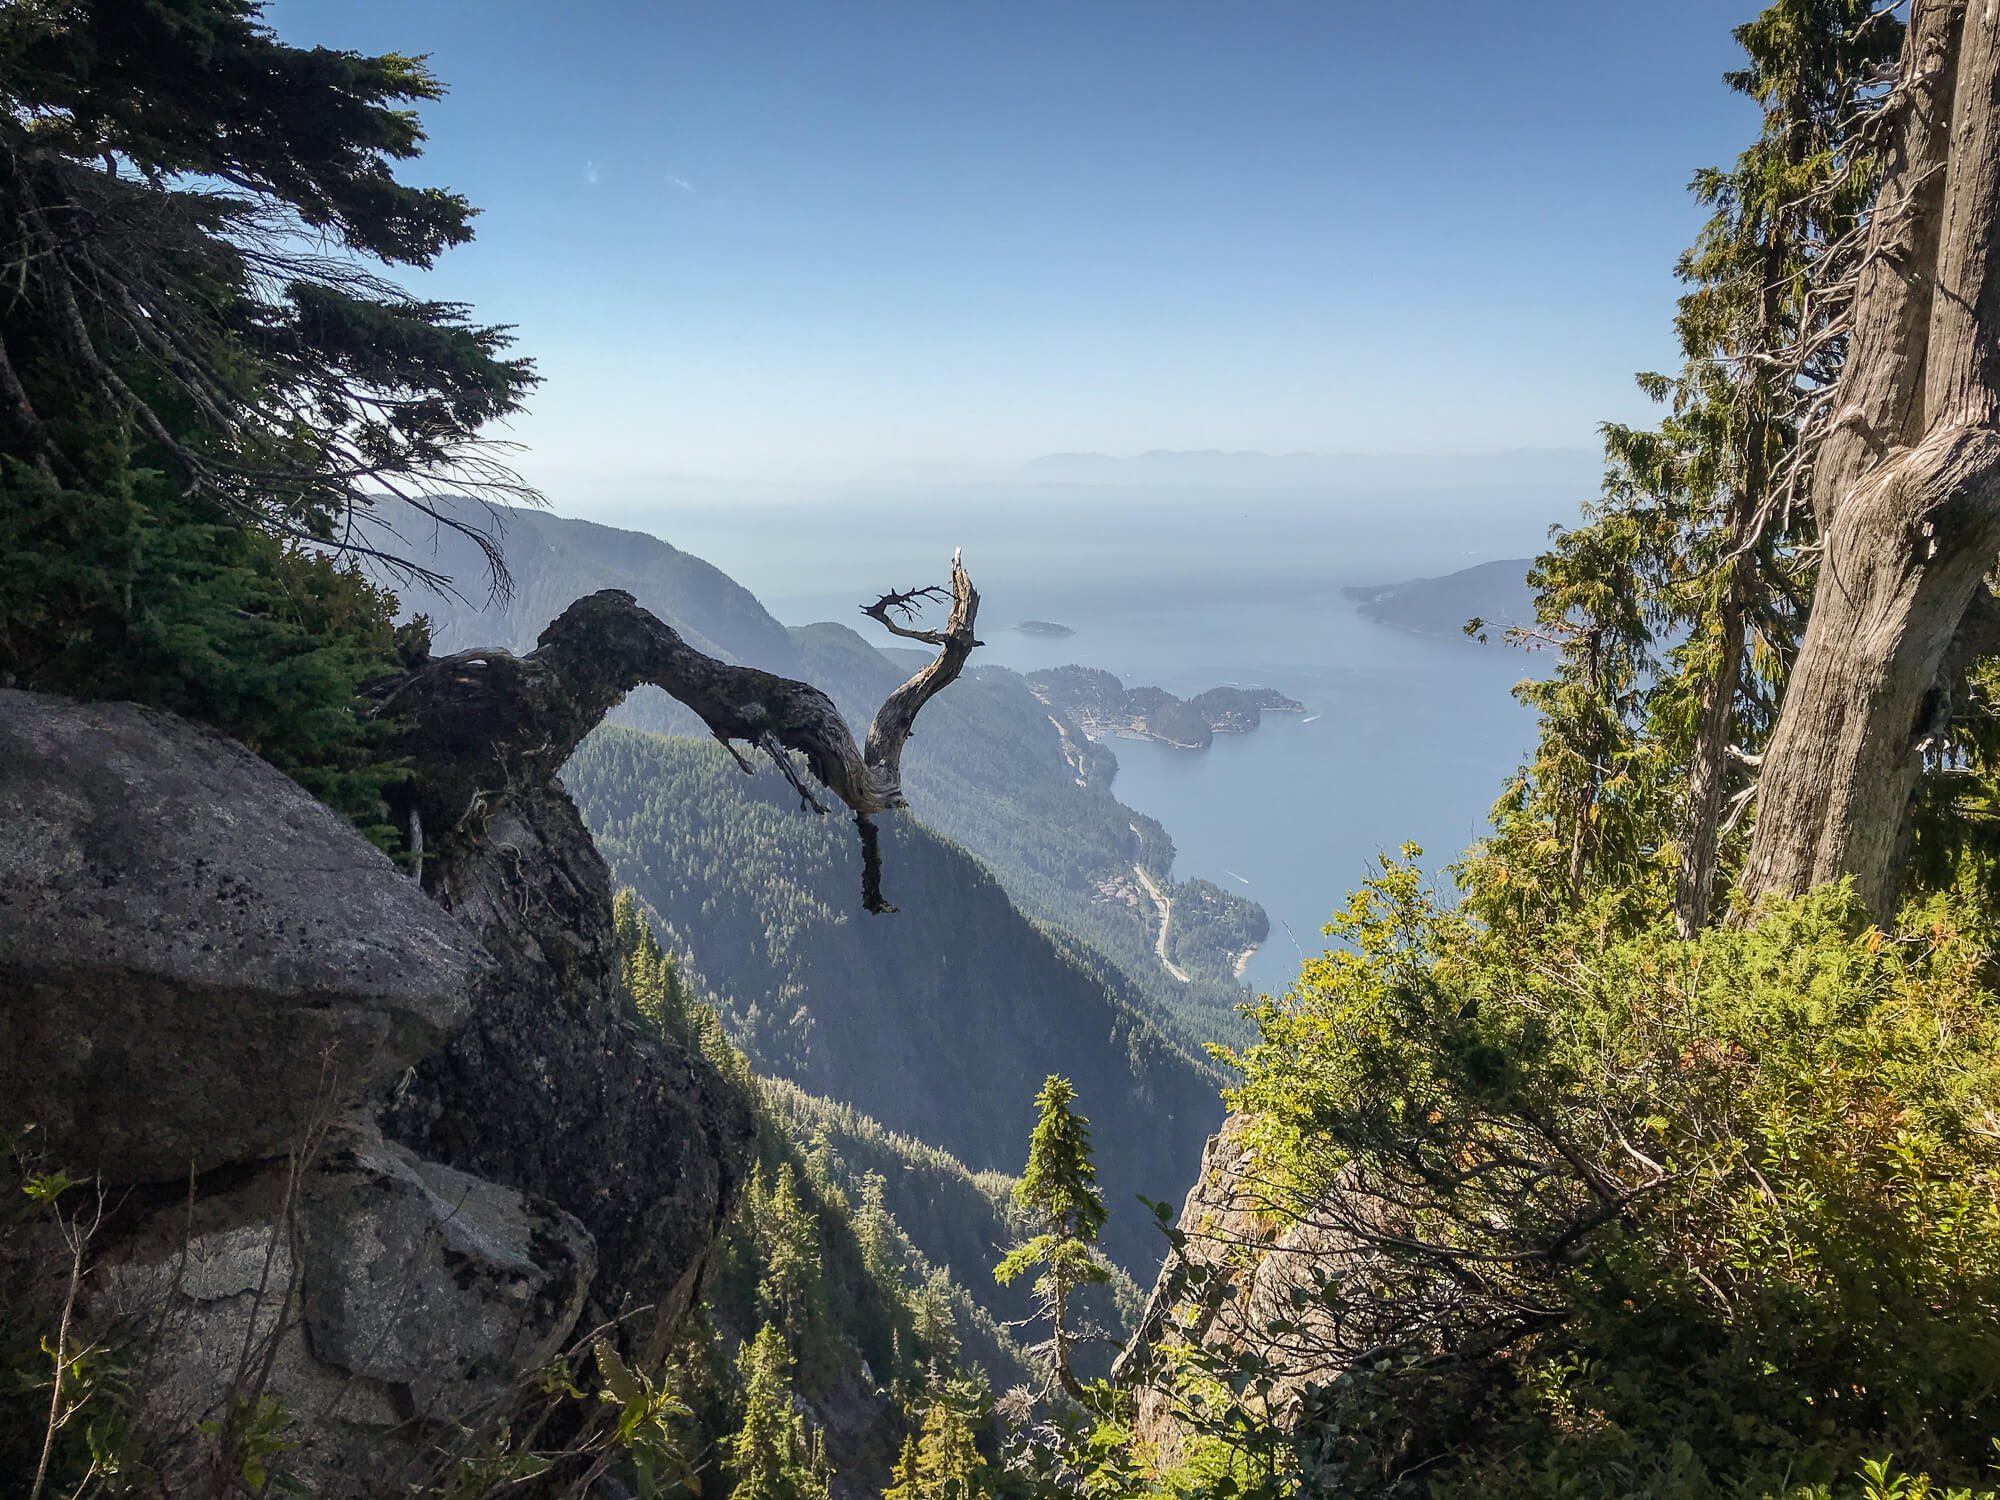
<box><xmin>563</xmin><ymin>727</ymin><xmax>1228</xmax><ymax>1279</ymax></box>
<box><xmin>753</xmin><ymin>1079</ymin><xmax>1142</xmax><ymax>1384</ymax></box>
<box><xmin>392</xmin><ymin>501</ymin><xmax>797</xmax><ymax>670</ymax></box>
<box><xmin>391</xmin><ymin>499</ymin><xmax>1262</xmax><ymax>1049</ymax></box>
<box><xmin>787</xmin><ymin>624</ymin><xmax>1261</xmax><ymax>1045</ymax></box>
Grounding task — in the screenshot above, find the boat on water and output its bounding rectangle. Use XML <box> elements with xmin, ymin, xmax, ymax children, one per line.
<box><xmin>1225</xmin><ymin>869</ymin><xmax>1251</xmax><ymax>885</ymax></box>
<box><xmin>1301</xmin><ymin>713</ymin><xmax>1322</xmax><ymax>724</ymax></box>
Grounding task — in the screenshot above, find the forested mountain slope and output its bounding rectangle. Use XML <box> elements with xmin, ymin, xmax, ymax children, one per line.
<box><xmin>788</xmin><ymin>623</ymin><xmax>1263</xmax><ymax>1043</ymax></box>
<box><xmin>564</xmin><ymin>727</ymin><xmax>1226</xmax><ymax>1278</ymax></box>
<box><xmin>395</xmin><ymin>498</ymin><xmax>1262</xmax><ymax>1048</ymax></box>
<box><xmin>755</xmin><ymin>1078</ymin><xmax>1141</xmax><ymax>1378</ymax></box>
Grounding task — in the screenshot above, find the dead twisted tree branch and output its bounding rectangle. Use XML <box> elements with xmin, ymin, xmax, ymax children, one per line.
<box><xmin>374</xmin><ymin>556</ymin><xmax>981</xmax><ymax>914</ymax></box>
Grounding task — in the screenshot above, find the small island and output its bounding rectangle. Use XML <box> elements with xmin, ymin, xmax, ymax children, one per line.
<box><xmin>1014</xmin><ymin>619</ymin><xmax>1076</xmax><ymax>637</ymax></box>
<box><xmin>1026</xmin><ymin>666</ymin><xmax>1305</xmax><ymax>751</ymax></box>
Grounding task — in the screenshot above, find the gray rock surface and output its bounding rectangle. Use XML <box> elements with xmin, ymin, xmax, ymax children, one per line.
<box><xmin>1118</xmin><ymin>1112</ymin><xmax>1375</xmax><ymax>1462</ymax></box>
<box><xmin>0</xmin><ymin>692</ymin><xmax>488</xmax><ymax>1184</ymax></box>
<box><xmin>87</xmin><ymin>1117</ymin><xmax>593</xmax><ymax>1495</ymax></box>
<box><xmin>0</xmin><ymin>689</ymin><xmax>488</xmax><ymax>1181</ymax></box>
<box><xmin>381</xmin><ymin>750</ymin><xmax>757</xmax><ymax>1347</ymax></box>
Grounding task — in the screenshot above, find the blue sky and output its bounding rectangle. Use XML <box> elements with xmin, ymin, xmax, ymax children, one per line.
<box><xmin>271</xmin><ymin>0</ymin><xmax>1762</xmax><ymax>492</ymax></box>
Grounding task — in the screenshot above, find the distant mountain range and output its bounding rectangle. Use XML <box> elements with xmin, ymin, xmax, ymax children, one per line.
<box><xmin>1021</xmin><ymin>448</ymin><xmax>1597</xmax><ymax>491</ymax></box>
<box><xmin>1345</xmin><ymin>557</ymin><xmax>1537</xmax><ymax>641</ymax></box>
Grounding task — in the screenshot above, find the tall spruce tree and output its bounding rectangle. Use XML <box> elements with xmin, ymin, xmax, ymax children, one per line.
<box><xmin>994</xmin><ymin>1076</ymin><xmax>1111</xmax><ymax>1402</ymax></box>
<box><xmin>883</xmin><ymin>1390</ymin><xmax>990</xmax><ymax>1500</ymax></box>
<box><xmin>1464</xmin><ymin>0</ymin><xmax>1904</xmax><ymax>934</ymax></box>
<box><xmin>728</xmin><ymin>1324</ymin><xmax>827</xmax><ymax>1500</ymax></box>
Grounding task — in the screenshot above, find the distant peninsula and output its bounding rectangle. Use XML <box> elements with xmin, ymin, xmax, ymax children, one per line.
<box><xmin>1014</xmin><ymin>619</ymin><xmax>1075</xmax><ymax>637</ymax></box>
<box><xmin>1344</xmin><ymin>557</ymin><xmax>1534</xmax><ymax>641</ymax></box>
<box><xmin>1026</xmin><ymin>666</ymin><xmax>1304</xmax><ymax>751</ymax></box>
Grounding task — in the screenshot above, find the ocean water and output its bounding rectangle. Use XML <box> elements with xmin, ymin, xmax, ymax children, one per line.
<box><xmin>623</xmin><ymin>484</ymin><xmax>1565</xmax><ymax>1002</ymax></box>
<box><xmin>959</xmin><ymin>596</ymin><xmax>1539</xmax><ymax>998</ymax></box>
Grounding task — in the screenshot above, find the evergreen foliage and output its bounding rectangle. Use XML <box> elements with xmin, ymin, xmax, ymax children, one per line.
<box><xmin>568</xmin><ymin>729</ymin><xmax>1226</xmax><ymax>1280</ymax></box>
<box><xmin>754</xmin><ymin>1079</ymin><xmax>1144</xmax><ymax>1387</ymax></box>
<box><xmin>1216</xmin><ymin>858</ymin><xmax>2000</xmax><ymax>1497</ymax></box>
<box><xmin>611</xmin><ymin>891</ymin><xmax>1033</xmax><ymax>1490</ymax></box>
<box><xmin>613</xmin><ymin>888</ymin><xmax>694</xmax><ymax>1042</ymax></box>
<box><xmin>728</xmin><ymin>1324</ymin><xmax>828</xmax><ymax>1500</ymax></box>
<box><xmin>885</xmin><ymin>1383</ymin><xmax>995</xmax><ymax>1500</ymax></box>
<box><xmin>997</xmin><ymin>1078</ymin><xmax>1114</xmax><ymax>1402</ymax></box>
<box><xmin>0</xmin><ymin>0</ymin><xmax>532</xmax><ymax>831</ymax></box>
<box><xmin>1460</xmin><ymin>0</ymin><xmax>1907</xmax><ymax>934</ymax></box>
<box><xmin>995</xmin><ymin>8</ymin><xmax>2000</xmax><ymax>1499</ymax></box>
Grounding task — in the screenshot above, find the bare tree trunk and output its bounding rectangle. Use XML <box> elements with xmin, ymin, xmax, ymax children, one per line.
<box><xmin>1744</xmin><ymin>0</ymin><xmax>2000</xmax><ymax>921</ymax></box>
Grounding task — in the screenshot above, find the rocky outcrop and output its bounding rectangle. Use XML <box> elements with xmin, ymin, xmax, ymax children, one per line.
<box><xmin>0</xmin><ymin>677</ymin><xmax>759</xmax><ymax>1494</ymax></box>
<box><xmin>370</xmin><ymin>603</ymin><xmax>763</xmax><ymax>1344</ymax></box>
<box><xmin>380</xmin><ymin>769</ymin><xmax>756</xmax><ymax>1345</ymax></box>
<box><xmin>0</xmin><ymin>690</ymin><xmax>485</xmax><ymax>1182</ymax></box>
<box><xmin>1116</xmin><ymin>1113</ymin><xmax>1374</xmax><ymax>1461</ymax></box>
<box><xmin>86</xmin><ymin>1119</ymin><xmax>594</xmax><ymax>1493</ymax></box>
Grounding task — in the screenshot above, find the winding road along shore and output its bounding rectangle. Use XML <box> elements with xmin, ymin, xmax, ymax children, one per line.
<box><xmin>1131</xmin><ymin>863</ymin><xmax>1191</xmax><ymax>983</ymax></box>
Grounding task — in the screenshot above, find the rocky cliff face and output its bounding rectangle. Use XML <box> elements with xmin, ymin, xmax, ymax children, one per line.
<box><xmin>1116</xmin><ymin>1113</ymin><xmax>1376</xmax><ymax>1468</ymax></box>
<box><xmin>0</xmin><ymin>683</ymin><xmax>757</xmax><ymax>1494</ymax></box>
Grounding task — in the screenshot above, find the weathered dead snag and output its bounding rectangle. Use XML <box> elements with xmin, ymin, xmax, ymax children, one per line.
<box><xmin>374</xmin><ymin>554</ymin><xmax>981</xmax><ymax>913</ymax></box>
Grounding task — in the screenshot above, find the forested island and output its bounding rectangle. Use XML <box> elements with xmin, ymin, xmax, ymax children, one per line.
<box><xmin>1013</xmin><ymin>619</ymin><xmax>1075</xmax><ymax>637</ymax></box>
<box><xmin>7</xmin><ymin>3</ymin><xmax>2000</xmax><ymax>1500</ymax></box>
<box><xmin>1025</xmin><ymin>666</ymin><xmax>1305</xmax><ymax>750</ymax></box>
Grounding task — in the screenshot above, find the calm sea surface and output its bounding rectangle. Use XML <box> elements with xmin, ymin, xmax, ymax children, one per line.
<box><xmin>959</xmin><ymin>595</ymin><xmax>1537</xmax><ymax>998</ymax></box>
<box><xmin>627</xmin><ymin>486</ymin><xmax>1562</xmax><ymax>1002</ymax></box>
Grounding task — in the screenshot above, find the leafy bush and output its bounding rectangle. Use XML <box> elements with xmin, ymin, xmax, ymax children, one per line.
<box><xmin>1209</xmin><ymin>852</ymin><xmax>2000</xmax><ymax>1498</ymax></box>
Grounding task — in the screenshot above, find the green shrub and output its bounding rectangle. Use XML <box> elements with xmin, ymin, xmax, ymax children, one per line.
<box><xmin>1214</xmin><ymin>853</ymin><xmax>2000</xmax><ymax>1498</ymax></box>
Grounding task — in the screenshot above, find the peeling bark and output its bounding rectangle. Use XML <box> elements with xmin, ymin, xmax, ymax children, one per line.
<box><xmin>1745</xmin><ymin>1</ymin><xmax>2000</xmax><ymax>920</ymax></box>
<box><xmin>373</xmin><ymin>556</ymin><xmax>981</xmax><ymax>913</ymax></box>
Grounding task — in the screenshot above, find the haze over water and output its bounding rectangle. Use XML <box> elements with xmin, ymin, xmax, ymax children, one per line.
<box><xmin>628</xmin><ymin>479</ymin><xmax>1568</xmax><ymax>1007</ymax></box>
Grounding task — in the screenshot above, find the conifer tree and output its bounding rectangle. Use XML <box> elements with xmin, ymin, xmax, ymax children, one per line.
<box><xmin>1464</xmin><ymin>0</ymin><xmax>1904</xmax><ymax>933</ymax></box>
<box><xmin>728</xmin><ymin>1324</ymin><xmax>827</xmax><ymax>1500</ymax></box>
<box><xmin>853</xmin><ymin>1171</ymin><xmax>898</xmax><ymax>1283</ymax></box>
<box><xmin>886</xmin><ymin>1434</ymin><xmax>925</xmax><ymax>1500</ymax></box>
<box><xmin>0</xmin><ymin>0</ymin><xmax>538</xmax><ymax>827</ymax></box>
<box><xmin>994</xmin><ymin>1076</ymin><xmax>1110</xmax><ymax>1401</ymax></box>
<box><xmin>884</xmin><ymin>1391</ymin><xmax>989</xmax><ymax>1500</ymax></box>
<box><xmin>613</xmin><ymin>888</ymin><xmax>690</xmax><ymax>1036</ymax></box>
<box><xmin>910</xmin><ymin>1269</ymin><xmax>960</xmax><ymax>1374</ymax></box>
<box><xmin>757</xmin><ymin>1163</ymin><xmax>824</xmax><ymax>1354</ymax></box>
